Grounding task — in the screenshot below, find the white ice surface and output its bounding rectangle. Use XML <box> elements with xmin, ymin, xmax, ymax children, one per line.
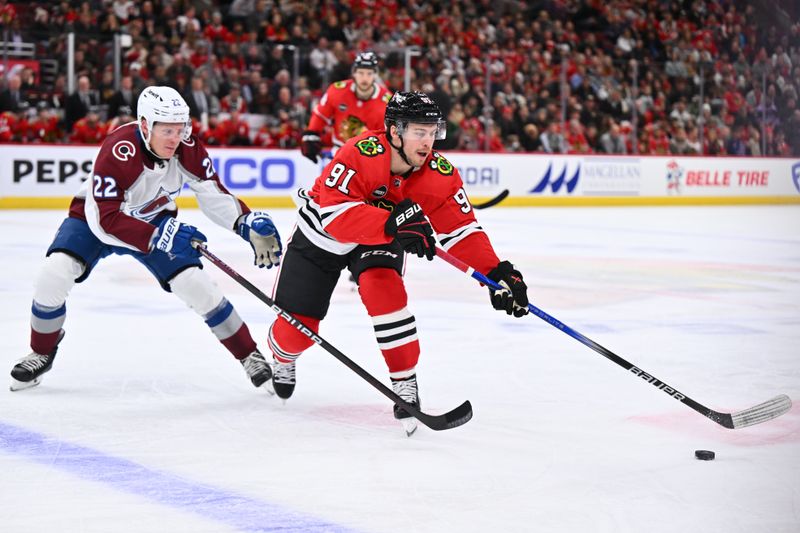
<box><xmin>1</xmin><ymin>206</ymin><xmax>798</xmax><ymax>533</ymax></box>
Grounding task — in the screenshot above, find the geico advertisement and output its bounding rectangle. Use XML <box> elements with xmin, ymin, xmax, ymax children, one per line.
<box><xmin>1</xmin><ymin>144</ymin><xmax>798</xmax><ymax>199</ymax></box>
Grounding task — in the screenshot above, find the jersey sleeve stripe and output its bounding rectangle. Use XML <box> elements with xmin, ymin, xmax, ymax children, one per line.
<box><xmin>313</xmin><ymin>109</ymin><xmax>333</xmax><ymax>125</ymax></box>
<box><xmin>296</xmin><ymin>193</ymin><xmax>359</xmax><ymax>254</ymax></box>
<box><xmin>319</xmin><ymin>201</ymin><xmax>363</xmax><ymax>229</ymax></box>
<box><xmin>437</xmin><ymin>222</ymin><xmax>485</xmax><ymax>250</ymax></box>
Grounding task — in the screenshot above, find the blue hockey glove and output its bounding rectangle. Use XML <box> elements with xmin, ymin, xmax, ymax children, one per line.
<box><xmin>487</xmin><ymin>261</ymin><xmax>529</xmax><ymax>317</ymax></box>
<box><xmin>237</xmin><ymin>212</ymin><xmax>282</xmax><ymax>268</ymax></box>
<box><xmin>153</xmin><ymin>217</ymin><xmax>206</xmax><ymax>258</ymax></box>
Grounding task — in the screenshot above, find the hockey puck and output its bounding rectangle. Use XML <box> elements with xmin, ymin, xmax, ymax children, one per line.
<box><xmin>694</xmin><ymin>450</ymin><xmax>715</xmax><ymax>461</ymax></box>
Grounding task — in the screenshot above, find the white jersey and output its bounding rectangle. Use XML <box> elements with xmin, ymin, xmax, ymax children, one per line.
<box><xmin>69</xmin><ymin>122</ymin><xmax>248</xmax><ymax>253</ymax></box>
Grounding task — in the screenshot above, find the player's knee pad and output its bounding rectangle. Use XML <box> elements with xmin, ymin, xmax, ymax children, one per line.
<box><xmin>358</xmin><ymin>267</ymin><xmax>408</xmax><ymax>316</ymax></box>
<box><xmin>33</xmin><ymin>252</ymin><xmax>85</xmax><ymax>307</ymax></box>
<box><xmin>268</xmin><ymin>314</ymin><xmax>320</xmax><ymax>360</ymax></box>
<box><xmin>169</xmin><ymin>267</ymin><xmax>224</xmax><ymax>315</ymax></box>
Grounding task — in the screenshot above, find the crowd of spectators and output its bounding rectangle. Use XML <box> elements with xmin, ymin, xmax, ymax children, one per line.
<box><xmin>1</xmin><ymin>0</ymin><xmax>799</xmax><ymax>156</ymax></box>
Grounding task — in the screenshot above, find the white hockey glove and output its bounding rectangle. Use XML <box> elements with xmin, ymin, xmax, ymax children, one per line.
<box><xmin>237</xmin><ymin>212</ymin><xmax>282</xmax><ymax>268</ymax></box>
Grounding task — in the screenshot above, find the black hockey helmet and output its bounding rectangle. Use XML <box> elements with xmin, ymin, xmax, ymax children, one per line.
<box><xmin>352</xmin><ymin>51</ymin><xmax>379</xmax><ymax>71</ymax></box>
<box><xmin>384</xmin><ymin>91</ymin><xmax>446</xmax><ymax>140</ymax></box>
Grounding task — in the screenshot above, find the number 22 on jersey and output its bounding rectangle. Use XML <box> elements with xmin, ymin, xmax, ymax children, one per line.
<box><xmin>93</xmin><ymin>175</ymin><xmax>118</xmax><ymax>198</ymax></box>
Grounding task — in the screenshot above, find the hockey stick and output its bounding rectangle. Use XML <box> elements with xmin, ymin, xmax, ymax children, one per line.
<box><xmin>194</xmin><ymin>243</ymin><xmax>473</xmax><ymax>432</ymax></box>
<box><xmin>472</xmin><ymin>189</ymin><xmax>509</xmax><ymax>210</ymax></box>
<box><xmin>435</xmin><ymin>247</ymin><xmax>792</xmax><ymax>429</ymax></box>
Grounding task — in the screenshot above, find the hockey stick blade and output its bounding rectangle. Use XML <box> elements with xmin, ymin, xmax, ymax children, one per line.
<box><xmin>472</xmin><ymin>189</ymin><xmax>509</xmax><ymax>210</ymax></box>
<box><xmin>414</xmin><ymin>400</ymin><xmax>473</xmax><ymax>430</ymax></box>
<box><xmin>711</xmin><ymin>394</ymin><xmax>792</xmax><ymax>429</ymax></box>
<box><xmin>194</xmin><ymin>243</ymin><xmax>473</xmax><ymax>432</ymax></box>
<box><xmin>435</xmin><ymin>247</ymin><xmax>793</xmax><ymax>430</ymax></box>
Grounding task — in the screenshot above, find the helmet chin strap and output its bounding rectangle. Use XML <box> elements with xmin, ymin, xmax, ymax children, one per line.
<box><xmin>139</xmin><ymin>120</ymin><xmax>168</xmax><ymax>162</ymax></box>
<box><xmin>388</xmin><ymin>125</ymin><xmax>414</xmax><ymax>169</ymax></box>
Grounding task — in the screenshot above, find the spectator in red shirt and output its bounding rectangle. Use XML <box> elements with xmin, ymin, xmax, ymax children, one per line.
<box><xmin>26</xmin><ymin>103</ymin><xmax>61</xmax><ymax>143</ymax></box>
<box><xmin>204</xmin><ymin>11</ymin><xmax>234</xmax><ymax>43</ymax></box>
<box><xmin>223</xmin><ymin>111</ymin><xmax>251</xmax><ymax>146</ymax></box>
<box><xmin>200</xmin><ymin>114</ymin><xmax>229</xmax><ymax>146</ymax></box>
<box><xmin>253</xmin><ymin>120</ymin><xmax>279</xmax><ymax>148</ymax></box>
<box><xmin>70</xmin><ymin>111</ymin><xmax>107</xmax><ymax>144</ymax></box>
<box><xmin>0</xmin><ymin>109</ymin><xmax>21</xmax><ymax>142</ymax></box>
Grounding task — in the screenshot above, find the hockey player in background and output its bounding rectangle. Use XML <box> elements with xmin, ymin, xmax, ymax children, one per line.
<box><xmin>300</xmin><ymin>51</ymin><xmax>392</xmax><ymax>164</ymax></box>
<box><xmin>10</xmin><ymin>86</ymin><xmax>282</xmax><ymax>392</ymax></box>
<box><xmin>267</xmin><ymin>92</ymin><xmax>530</xmax><ymax>435</ymax></box>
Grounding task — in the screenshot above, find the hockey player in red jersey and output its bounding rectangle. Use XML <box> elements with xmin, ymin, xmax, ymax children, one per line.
<box><xmin>268</xmin><ymin>91</ymin><xmax>529</xmax><ymax>435</ymax></box>
<box><xmin>300</xmin><ymin>51</ymin><xmax>393</xmax><ymax>163</ymax></box>
<box><xmin>10</xmin><ymin>86</ymin><xmax>283</xmax><ymax>392</ymax></box>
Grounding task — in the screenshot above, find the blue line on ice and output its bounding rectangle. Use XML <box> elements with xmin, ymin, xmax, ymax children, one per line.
<box><xmin>0</xmin><ymin>421</ymin><xmax>360</xmax><ymax>533</ymax></box>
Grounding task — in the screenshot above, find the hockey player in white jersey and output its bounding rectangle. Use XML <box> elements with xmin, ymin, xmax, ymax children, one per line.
<box><xmin>10</xmin><ymin>86</ymin><xmax>282</xmax><ymax>391</ymax></box>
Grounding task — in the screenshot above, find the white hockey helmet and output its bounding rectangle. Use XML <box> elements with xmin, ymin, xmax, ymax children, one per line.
<box><xmin>137</xmin><ymin>86</ymin><xmax>192</xmax><ymax>153</ymax></box>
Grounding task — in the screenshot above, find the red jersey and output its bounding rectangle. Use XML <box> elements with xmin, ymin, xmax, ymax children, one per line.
<box><xmin>70</xmin><ymin>117</ymin><xmax>108</xmax><ymax>144</ymax></box>
<box><xmin>297</xmin><ymin>131</ymin><xmax>500</xmax><ymax>275</ymax></box>
<box><xmin>69</xmin><ymin>123</ymin><xmax>249</xmax><ymax>253</ymax></box>
<box><xmin>26</xmin><ymin>115</ymin><xmax>61</xmax><ymax>143</ymax></box>
<box><xmin>0</xmin><ymin>111</ymin><xmax>18</xmax><ymax>142</ymax></box>
<box><xmin>307</xmin><ymin>79</ymin><xmax>392</xmax><ymax>147</ymax></box>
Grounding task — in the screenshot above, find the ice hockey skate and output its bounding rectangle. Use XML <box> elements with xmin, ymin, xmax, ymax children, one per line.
<box><xmin>10</xmin><ymin>330</ymin><xmax>65</xmax><ymax>391</ymax></box>
<box><xmin>391</xmin><ymin>374</ymin><xmax>421</xmax><ymax>437</ymax></box>
<box><xmin>240</xmin><ymin>350</ymin><xmax>273</xmax><ymax>388</ymax></box>
<box><xmin>266</xmin><ymin>356</ymin><xmax>296</xmax><ymax>403</ymax></box>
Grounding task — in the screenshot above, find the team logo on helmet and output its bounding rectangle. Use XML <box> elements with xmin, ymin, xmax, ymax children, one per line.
<box><xmin>353</xmin><ymin>51</ymin><xmax>378</xmax><ymax>70</ymax></box>
<box><xmin>355</xmin><ymin>136</ymin><xmax>385</xmax><ymax>157</ymax></box>
<box><xmin>429</xmin><ymin>152</ymin><xmax>453</xmax><ymax>175</ymax></box>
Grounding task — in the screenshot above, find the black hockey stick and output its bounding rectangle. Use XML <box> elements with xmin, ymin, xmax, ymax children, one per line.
<box><xmin>436</xmin><ymin>247</ymin><xmax>792</xmax><ymax>429</ymax></box>
<box><xmin>472</xmin><ymin>189</ymin><xmax>509</xmax><ymax>210</ymax></box>
<box><xmin>195</xmin><ymin>243</ymin><xmax>473</xmax><ymax>432</ymax></box>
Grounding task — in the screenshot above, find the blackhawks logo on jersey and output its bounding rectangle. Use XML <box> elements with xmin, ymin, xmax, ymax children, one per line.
<box><xmin>429</xmin><ymin>152</ymin><xmax>454</xmax><ymax>176</ymax></box>
<box><xmin>340</xmin><ymin>115</ymin><xmax>367</xmax><ymax>141</ymax></box>
<box><xmin>355</xmin><ymin>136</ymin><xmax>385</xmax><ymax>157</ymax></box>
<box><xmin>334</xmin><ymin>81</ymin><xmax>347</xmax><ymax>89</ymax></box>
